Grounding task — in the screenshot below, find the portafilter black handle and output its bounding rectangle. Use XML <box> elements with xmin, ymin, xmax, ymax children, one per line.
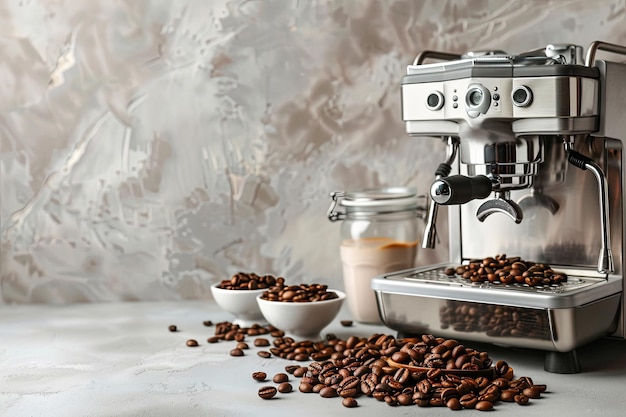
<box><xmin>430</xmin><ymin>175</ymin><xmax>493</xmax><ymax>205</ymax></box>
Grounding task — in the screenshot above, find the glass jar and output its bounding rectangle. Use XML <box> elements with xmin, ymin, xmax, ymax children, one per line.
<box><xmin>328</xmin><ymin>187</ymin><xmax>422</xmax><ymax>324</ymax></box>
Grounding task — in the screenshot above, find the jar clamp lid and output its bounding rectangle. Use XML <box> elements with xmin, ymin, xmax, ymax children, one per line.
<box><xmin>327</xmin><ymin>187</ymin><xmax>424</xmax><ymax>221</ymax></box>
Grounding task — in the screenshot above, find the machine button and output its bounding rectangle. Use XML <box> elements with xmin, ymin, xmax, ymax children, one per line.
<box><xmin>512</xmin><ymin>85</ymin><xmax>533</xmax><ymax>107</ymax></box>
<box><xmin>426</xmin><ymin>91</ymin><xmax>445</xmax><ymax>111</ymax></box>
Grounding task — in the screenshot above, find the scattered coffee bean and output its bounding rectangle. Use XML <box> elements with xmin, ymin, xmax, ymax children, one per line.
<box><xmin>342</xmin><ymin>397</ymin><xmax>358</xmax><ymax>408</ymax></box>
<box><xmin>203</xmin><ymin>320</ymin><xmax>213</xmax><ymax>326</ymax></box>
<box><xmin>284</xmin><ymin>365</ymin><xmax>299</xmax><ymax>374</ymax></box>
<box><xmin>207</xmin><ymin>336</ymin><xmax>220</xmax><ymax>344</ymax></box>
<box><xmin>236</xmin><ymin>342</ymin><xmax>249</xmax><ymax>350</ymax></box>
<box><xmin>186</xmin><ymin>339</ymin><xmax>198</xmax><ymax>347</ymax></box>
<box><xmin>252</xmin><ymin>372</ymin><xmax>267</xmax><ymax>382</ymax></box>
<box><xmin>340</xmin><ymin>320</ymin><xmax>353</xmax><ymax>327</ymax></box>
<box><xmin>254</xmin><ymin>338</ymin><xmax>270</xmax><ymax>347</ymax></box>
<box><xmin>258</xmin><ymin>386</ymin><xmax>277</xmax><ymax>400</ymax></box>
<box><xmin>515</xmin><ymin>394</ymin><xmax>530</xmax><ymax>405</ymax></box>
<box><xmin>229</xmin><ymin>348</ymin><xmax>244</xmax><ymax>356</ymax></box>
<box><xmin>277</xmin><ymin>382</ymin><xmax>293</xmax><ymax>393</ymax></box>
<box><xmin>168</xmin><ymin>325</ymin><xmax>177</xmax><ymax>332</ymax></box>
<box><xmin>273</xmin><ymin>373</ymin><xmax>289</xmax><ymax>383</ymax></box>
<box><xmin>475</xmin><ymin>400</ymin><xmax>494</xmax><ymax>411</ymax></box>
<box><xmin>257</xmin><ymin>351</ymin><xmax>271</xmax><ymax>358</ymax></box>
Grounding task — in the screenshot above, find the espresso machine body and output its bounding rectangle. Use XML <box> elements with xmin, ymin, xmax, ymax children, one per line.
<box><xmin>372</xmin><ymin>42</ymin><xmax>626</xmax><ymax>372</ymax></box>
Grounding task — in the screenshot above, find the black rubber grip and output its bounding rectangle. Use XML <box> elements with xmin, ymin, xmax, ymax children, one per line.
<box><xmin>431</xmin><ymin>175</ymin><xmax>493</xmax><ymax>205</ymax></box>
<box><xmin>435</xmin><ymin>163</ymin><xmax>452</xmax><ymax>178</ymax></box>
<box><xmin>567</xmin><ymin>150</ymin><xmax>591</xmax><ymax>170</ymax></box>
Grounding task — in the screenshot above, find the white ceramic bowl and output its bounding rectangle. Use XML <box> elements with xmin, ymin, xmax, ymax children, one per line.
<box><xmin>210</xmin><ymin>283</ymin><xmax>267</xmax><ymax>327</ymax></box>
<box><xmin>256</xmin><ymin>290</ymin><xmax>345</xmax><ymax>341</ymax></box>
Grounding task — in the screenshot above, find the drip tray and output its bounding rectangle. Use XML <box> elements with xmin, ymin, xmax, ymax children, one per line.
<box><xmin>372</xmin><ymin>264</ymin><xmax>622</xmax><ymax>352</ymax></box>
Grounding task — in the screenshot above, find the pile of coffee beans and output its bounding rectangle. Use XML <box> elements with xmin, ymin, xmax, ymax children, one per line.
<box><xmin>444</xmin><ymin>254</ymin><xmax>567</xmax><ymax>287</ymax></box>
<box><xmin>250</xmin><ymin>333</ymin><xmax>547</xmax><ymax>410</ymax></box>
<box><xmin>217</xmin><ymin>272</ymin><xmax>285</xmax><ymax>290</ymax></box>
<box><xmin>260</xmin><ymin>283</ymin><xmax>338</xmax><ymax>302</ymax></box>
<box><xmin>173</xmin><ymin>319</ymin><xmax>549</xmax><ymax>411</ymax></box>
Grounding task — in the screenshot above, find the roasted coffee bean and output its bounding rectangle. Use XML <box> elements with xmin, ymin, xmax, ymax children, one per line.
<box><xmin>207</xmin><ymin>336</ymin><xmax>220</xmax><ymax>344</ymax></box>
<box><xmin>500</xmin><ymin>389</ymin><xmax>518</xmax><ymax>402</ymax></box>
<box><xmin>273</xmin><ymin>373</ymin><xmax>289</xmax><ymax>383</ymax></box>
<box><xmin>459</xmin><ymin>393</ymin><xmax>478</xmax><ymax>409</ymax></box>
<box><xmin>475</xmin><ymin>400</ymin><xmax>494</xmax><ymax>411</ymax></box>
<box><xmin>258</xmin><ymin>386</ymin><xmax>277</xmax><ymax>400</ymax></box>
<box><xmin>254</xmin><ymin>338</ymin><xmax>270</xmax><ymax>347</ymax></box>
<box><xmin>340</xmin><ymin>320</ymin><xmax>353</xmax><ymax>327</ymax></box>
<box><xmin>515</xmin><ymin>394</ymin><xmax>530</xmax><ymax>405</ymax></box>
<box><xmin>523</xmin><ymin>386</ymin><xmax>542</xmax><ymax>399</ymax></box>
<box><xmin>257</xmin><ymin>351</ymin><xmax>271</xmax><ymax>358</ymax></box>
<box><xmin>252</xmin><ymin>372</ymin><xmax>267</xmax><ymax>382</ymax></box>
<box><xmin>284</xmin><ymin>365</ymin><xmax>299</xmax><ymax>374</ymax></box>
<box><xmin>319</xmin><ymin>386</ymin><xmax>338</xmax><ymax>398</ymax></box>
<box><xmin>230</xmin><ymin>348</ymin><xmax>244</xmax><ymax>357</ymax></box>
<box><xmin>342</xmin><ymin>397</ymin><xmax>358</xmax><ymax>408</ymax></box>
<box><xmin>299</xmin><ymin>382</ymin><xmax>314</xmax><ymax>393</ymax></box>
<box><xmin>236</xmin><ymin>342</ymin><xmax>249</xmax><ymax>350</ymax></box>
<box><xmin>186</xmin><ymin>339</ymin><xmax>198</xmax><ymax>347</ymax></box>
<box><xmin>277</xmin><ymin>382</ymin><xmax>293</xmax><ymax>393</ymax></box>
<box><xmin>293</xmin><ymin>366</ymin><xmax>308</xmax><ymax>377</ymax></box>
<box><xmin>168</xmin><ymin>325</ymin><xmax>177</xmax><ymax>332</ymax></box>
<box><xmin>202</xmin><ymin>320</ymin><xmax>213</xmax><ymax>326</ymax></box>
<box><xmin>447</xmin><ymin>397</ymin><xmax>462</xmax><ymax>410</ymax></box>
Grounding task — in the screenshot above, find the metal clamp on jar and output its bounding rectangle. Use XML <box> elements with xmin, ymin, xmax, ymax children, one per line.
<box><xmin>327</xmin><ymin>187</ymin><xmax>425</xmax><ymax>323</ymax></box>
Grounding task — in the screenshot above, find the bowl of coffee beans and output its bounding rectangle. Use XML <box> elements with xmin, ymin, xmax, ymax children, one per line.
<box><xmin>256</xmin><ymin>283</ymin><xmax>345</xmax><ymax>341</ymax></box>
<box><xmin>211</xmin><ymin>272</ymin><xmax>285</xmax><ymax>327</ymax></box>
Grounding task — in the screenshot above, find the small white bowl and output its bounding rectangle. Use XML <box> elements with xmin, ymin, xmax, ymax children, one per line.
<box><xmin>256</xmin><ymin>290</ymin><xmax>345</xmax><ymax>341</ymax></box>
<box><xmin>210</xmin><ymin>283</ymin><xmax>267</xmax><ymax>327</ymax></box>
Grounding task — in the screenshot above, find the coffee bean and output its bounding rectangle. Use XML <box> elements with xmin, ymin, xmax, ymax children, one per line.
<box><xmin>230</xmin><ymin>348</ymin><xmax>244</xmax><ymax>356</ymax></box>
<box><xmin>202</xmin><ymin>320</ymin><xmax>213</xmax><ymax>326</ymax></box>
<box><xmin>515</xmin><ymin>394</ymin><xmax>530</xmax><ymax>405</ymax></box>
<box><xmin>257</xmin><ymin>351</ymin><xmax>271</xmax><ymax>358</ymax></box>
<box><xmin>273</xmin><ymin>373</ymin><xmax>289</xmax><ymax>383</ymax></box>
<box><xmin>475</xmin><ymin>400</ymin><xmax>494</xmax><ymax>411</ymax></box>
<box><xmin>447</xmin><ymin>397</ymin><xmax>462</xmax><ymax>410</ymax></box>
<box><xmin>342</xmin><ymin>397</ymin><xmax>358</xmax><ymax>408</ymax></box>
<box><xmin>340</xmin><ymin>320</ymin><xmax>353</xmax><ymax>327</ymax></box>
<box><xmin>319</xmin><ymin>386</ymin><xmax>338</xmax><ymax>398</ymax></box>
<box><xmin>236</xmin><ymin>342</ymin><xmax>249</xmax><ymax>350</ymax></box>
<box><xmin>277</xmin><ymin>382</ymin><xmax>293</xmax><ymax>393</ymax></box>
<box><xmin>299</xmin><ymin>382</ymin><xmax>314</xmax><ymax>393</ymax></box>
<box><xmin>254</xmin><ymin>338</ymin><xmax>270</xmax><ymax>347</ymax></box>
<box><xmin>252</xmin><ymin>372</ymin><xmax>267</xmax><ymax>382</ymax></box>
<box><xmin>258</xmin><ymin>386</ymin><xmax>277</xmax><ymax>400</ymax></box>
<box><xmin>207</xmin><ymin>336</ymin><xmax>220</xmax><ymax>344</ymax></box>
<box><xmin>523</xmin><ymin>386</ymin><xmax>541</xmax><ymax>399</ymax></box>
<box><xmin>168</xmin><ymin>325</ymin><xmax>177</xmax><ymax>332</ymax></box>
<box><xmin>293</xmin><ymin>366</ymin><xmax>308</xmax><ymax>377</ymax></box>
<box><xmin>186</xmin><ymin>339</ymin><xmax>198</xmax><ymax>347</ymax></box>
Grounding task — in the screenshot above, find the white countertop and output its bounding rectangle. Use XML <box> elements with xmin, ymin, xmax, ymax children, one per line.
<box><xmin>1</xmin><ymin>300</ymin><xmax>625</xmax><ymax>417</ymax></box>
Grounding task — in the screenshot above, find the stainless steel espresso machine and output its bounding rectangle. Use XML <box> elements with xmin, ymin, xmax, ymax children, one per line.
<box><xmin>371</xmin><ymin>41</ymin><xmax>626</xmax><ymax>373</ymax></box>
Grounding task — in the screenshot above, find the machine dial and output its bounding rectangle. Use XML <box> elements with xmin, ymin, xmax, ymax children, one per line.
<box><xmin>465</xmin><ymin>84</ymin><xmax>491</xmax><ymax>118</ymax></box>
<box><xmin>426</xmin><ymin>91</ymin><xmax>445</xmax><ymax>111</ymax></box>
<box><xmin>512</xmin><ymin>85</ymin><xmax>533</xmax><ymax>107</ymax></box>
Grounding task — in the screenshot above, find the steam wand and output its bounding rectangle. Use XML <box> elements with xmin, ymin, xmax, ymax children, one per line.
<box><xmin>422</xmin><ymin>137</ymin><xmax>459</xmax><ymax>249</ymax></box>
<box><xmin>564</xmin><ymin>141</ymin><xmax>614</xmax><ymax>274</ymax></box>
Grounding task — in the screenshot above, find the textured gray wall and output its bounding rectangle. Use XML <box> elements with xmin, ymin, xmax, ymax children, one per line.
<box><xmin>1</xmin><ymin>0</ymin><xmax>625</xmax><ymax>303</ymax></box>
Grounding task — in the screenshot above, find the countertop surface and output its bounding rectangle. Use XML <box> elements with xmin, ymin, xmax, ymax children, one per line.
<box><xmin>1</xmin><ymin>300</ymin><xmax>625</xmax><ymax>417</ymax></box>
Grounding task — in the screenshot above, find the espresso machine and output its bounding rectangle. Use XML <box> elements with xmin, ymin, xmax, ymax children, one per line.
<box><xmin>371</xmin><ymin>41</ymin><xmax>626</xmax><ymax>373</ymax></box>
